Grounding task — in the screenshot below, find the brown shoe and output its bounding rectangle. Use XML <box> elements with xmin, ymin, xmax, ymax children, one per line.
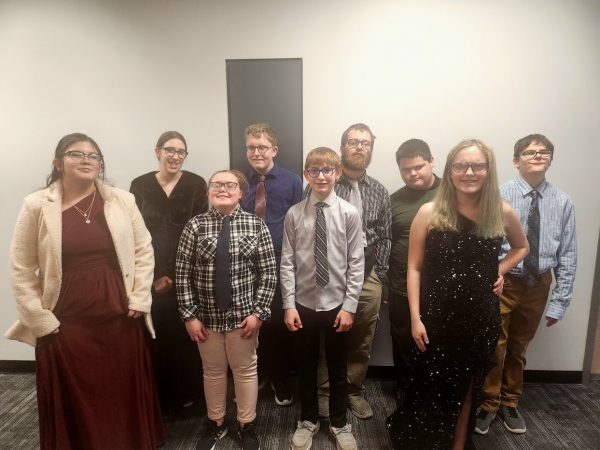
<box><xmin>348</xmin><ymin>395</ymin><xmax>373</xmax><ymax>419</ymax></box>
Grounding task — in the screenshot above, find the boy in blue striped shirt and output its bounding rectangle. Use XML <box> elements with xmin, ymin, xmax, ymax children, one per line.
<box><xmin>476</xmin><ymin>134</ymin><xmax>577</xmax><ymax>435</ymax></box>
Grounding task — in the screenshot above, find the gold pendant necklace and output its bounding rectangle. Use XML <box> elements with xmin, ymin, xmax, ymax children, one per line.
<box><xmin>73</xmin><ymin>190</ymin><xmax>97</xmax><ymax>224</ymax></box>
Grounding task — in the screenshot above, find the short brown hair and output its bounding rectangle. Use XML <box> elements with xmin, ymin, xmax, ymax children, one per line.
<box><xmin>304</xmin><ymin>147</ymin><xmax>340</xmax><ymax>170</ymax></box>
<box><xmin>244</xmin><ymin>123</ymin><xmax>278</xmax><ymax>146</ymax></box>
<box><xmin>513</xmin><ymin>134</ymin><xmax>554</xmax><ymax>160</ymax></box>
<box><xmin>340</xmin><ymin>123</ymin><xmax>376</xmax><ymax>148</ymax></box>
<box><xmin>209</xmin><ymin>169</ymin><xmax>249</xmax><ymax>193</ymax></box>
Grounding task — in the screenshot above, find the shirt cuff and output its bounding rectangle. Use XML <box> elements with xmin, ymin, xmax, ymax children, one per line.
<box><xmin>179</xmin><ymin>304</ymin><xmax>200</xmax><ymax>321</ymax></box>
<box><xmin>546</xmin><ymin>300</ymin><xmax>566</xmax><ymax>321</ymax></box>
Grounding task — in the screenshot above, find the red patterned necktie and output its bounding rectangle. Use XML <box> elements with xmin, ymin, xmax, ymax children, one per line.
<box><xmin>255</xmin><ymin>174</ymin><xmax>266</xmax><ymax>220</ymax></box>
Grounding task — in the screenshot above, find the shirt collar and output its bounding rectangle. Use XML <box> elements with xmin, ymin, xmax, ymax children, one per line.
<box><xmin>209</xmin><ymin>205</ymin><xmax>243</xmax><ymax>221</ymax></box>
<box><xmin>250</xmin><ymin>163</ymin><xmax>280</xmax><ymax>180</ymax></box>
<box><xmin>515</xmin><ymin>175</ymin><xmax>548</xmax><ymax>198</ymax></box>
<box><xmin>338</xmin><ymin>170</ymin><xmax>371</xmax><ymax>187</ymax></box>
<box><xmin>309</xmin><ymin>190</ymin><xmax>337</xmax><ymax>208</ymax></box>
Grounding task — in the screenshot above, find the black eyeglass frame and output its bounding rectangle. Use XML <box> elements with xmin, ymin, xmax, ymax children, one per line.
<box><xmin>520</xmin><ymin>149</ymin><xmax>553</xmax><ymax>159</ymax></box>
<box><xmin>305</xmin><ymin>167</ymin><xmax>337</xmax><ymax>178</ymax></box>
<box><xmin>345</xmin><ymin>139</ymin><xmax>373</xmax><ymax>150</ymax></box>
<box><xmin>159</xmin><ymin>147</ymin><xmax>188</xmax><ymax>158</ymax></box>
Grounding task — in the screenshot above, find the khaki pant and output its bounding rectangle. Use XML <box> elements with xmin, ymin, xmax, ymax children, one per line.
<box><xmin>318</xmin><ymin>268</ymin><xmax>382</xmax><ymax>397</ymax></box>
<box><xmin>197</xmin><ymin>328</ymin><xmax>259</xmax><ymax>423</ymax></box>
<box><xmin>481</xmin><ymin>271</ymin><xmax>553</xmax><ymax>411</ymax></box>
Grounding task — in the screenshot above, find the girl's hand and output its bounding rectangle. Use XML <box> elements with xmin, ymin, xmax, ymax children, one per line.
<box><xmin>127</xmin><ymin>309</ymin><xmax>142</xmax><ymax>319</ymax></box>
<box><xmin>412</xmin><ymin>320</ymin><xmax>429</xmax><ymax>352</ymax></box>
<box><xmin>493</xmin><ymin>272</ymin><xmax>504</xmax><ymax>295</ymax></box>
<box><xmin>185</xmin><ymin>318</ymin><xmax>209</xmax><ymax>342</ymax></box>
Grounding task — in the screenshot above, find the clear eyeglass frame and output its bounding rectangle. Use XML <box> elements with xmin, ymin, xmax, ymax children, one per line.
<box><xmin>451</xmin><ymin>163</ymin><xmax>489</xmax><ymax>174</ymax></box>
<box><xmin>208</xmin><ymin>181</ymin><xmax>239</xmax><ymax>192</ymax></box>
<box><xmin>65</xmin><ymin>151</ymin><xmax>101</xmax><ymax>165</ymax></box>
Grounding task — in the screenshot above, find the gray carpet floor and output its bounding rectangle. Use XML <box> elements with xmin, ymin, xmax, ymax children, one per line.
<box><xmin>1</xmin><ymin>373</ymin><xmax>600</xmax><ymax>449</ymax></box>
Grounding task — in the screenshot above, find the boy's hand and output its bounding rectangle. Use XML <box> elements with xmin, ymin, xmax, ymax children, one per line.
<box><xmin>284</xmin><ymin>308</ymin><xmax>303</xmax><ymax>332</ymax></box>
<box><xmin>239</xmin><ymin>314</ymin><xmax>263</xmax><ymax>339</ymax></box>
<box><xmin>185</xmin><ymin>317</ymin><xmax>209</xmax><ymax>342</ymax></box>
<box><xmin>334</xmin><ymin>310</ymin><xmax>354</xmax><ymax>332</ymax></box>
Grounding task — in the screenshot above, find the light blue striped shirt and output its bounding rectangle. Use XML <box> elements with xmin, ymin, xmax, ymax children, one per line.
<box><xmin>499</xmin><ymin>176</ymin><xmax>577</xmax><ymax>320</ymax></box>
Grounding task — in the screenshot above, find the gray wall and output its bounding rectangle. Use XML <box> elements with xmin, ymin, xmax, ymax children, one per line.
<box><xmin>1</xmin><ymin>0</ymin><xmax>599</xmax><ymax>371</ymax></box>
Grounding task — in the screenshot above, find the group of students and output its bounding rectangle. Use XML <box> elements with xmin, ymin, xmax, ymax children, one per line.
<box><xmin>6</xmin><ymin>122</ymin><xmax>576</xmax><ymax>450</ymax></box>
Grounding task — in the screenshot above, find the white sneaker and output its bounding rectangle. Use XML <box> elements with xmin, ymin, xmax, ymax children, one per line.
<box><xmin>329</xmin><ymin>423</ymin><xmax>357</xmax><ymax>450</ymax></box>
<box><xmin>291</xmin><ymin>420</ymin><xmax>320</xmax><ymax>450</ymax></box>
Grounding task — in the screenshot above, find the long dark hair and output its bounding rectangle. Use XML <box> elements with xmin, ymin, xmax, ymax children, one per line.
<box><xmin>46</xmin><ymin>133</ymin><xmax>106</xmax><ymax>187</ymax></box>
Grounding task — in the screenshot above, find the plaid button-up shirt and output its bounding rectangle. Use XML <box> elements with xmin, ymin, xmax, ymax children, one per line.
<box><xmin>176</xmin><ymin>206</ymin><xmax>277</xmax><ymax>331</ymax></box>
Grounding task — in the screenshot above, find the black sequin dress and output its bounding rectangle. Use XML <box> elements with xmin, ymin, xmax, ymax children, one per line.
<box><xmin>388</xmin><ymin>214</ymin><xmax>502</xmax><ymax>449</ymax></box>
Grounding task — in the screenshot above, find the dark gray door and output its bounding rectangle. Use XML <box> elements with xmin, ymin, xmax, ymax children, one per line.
<box><xmin>226</xmin><ymin>58</ymin><xmax>303</xmax><ymax>178</ymax></box>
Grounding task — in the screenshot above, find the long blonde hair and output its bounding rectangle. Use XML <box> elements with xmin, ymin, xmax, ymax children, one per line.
<box><xmin>430</xmin><ymin>139</ymin><xmax>504</xmax><ymax>238</ymax></box>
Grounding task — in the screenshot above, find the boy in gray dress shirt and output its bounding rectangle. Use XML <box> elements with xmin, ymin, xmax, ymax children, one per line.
<box><xmin>281</xmin><ymin>148</ymin><xmax>364</xmax><ymax>450</ymax></box>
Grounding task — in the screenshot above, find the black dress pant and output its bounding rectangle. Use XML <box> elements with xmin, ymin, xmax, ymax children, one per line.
<box><xmin>151</xmin><ymin>289</ymin><xmax>204</xmax><ymax>412</ymax></box>
<box><xmin>294</xmin><ymin>303</ymin><xmax>348</xmax><ymax>428</ymax></box>
<box><xmin>388</xmin><ymin>291</ymin><xmax>415</xmax><ymax>393</ymax></box>
<box><xmin>257</xmin><ymin>283</ymin><xmax>292</xmax><ymax>383</ymax></box>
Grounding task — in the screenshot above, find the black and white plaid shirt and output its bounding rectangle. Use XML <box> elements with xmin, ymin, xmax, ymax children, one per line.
<box><xmin>304</xmin><ymin>171</ymin><xmax>391</xmax><ymax>283</ymax></box>
<box><xmin>176</xmin><ymin>206</ymin><xmax>277</xmax><ymax>332</ymax></box>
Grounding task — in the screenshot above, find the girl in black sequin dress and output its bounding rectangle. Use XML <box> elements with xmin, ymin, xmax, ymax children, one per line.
<box><xmin>387</xmin><ymin>139</ymin><xmax>529</xmax><ymax>449</ymax></box>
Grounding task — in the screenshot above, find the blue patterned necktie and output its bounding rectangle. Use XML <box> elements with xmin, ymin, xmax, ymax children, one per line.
<box><xmin>522</xmin><ymin>190</ymin><xmax>540</xmax><ymax>286</ymax></box>
<box><xmin>314</xmin><ymin>202</ymin><xmax>329</xmax><ymax>287</ymax></box>
<box><xmin>216</xmin><ymin>215</ymin><xmax>232</xmax><ymax>311</ymax></box>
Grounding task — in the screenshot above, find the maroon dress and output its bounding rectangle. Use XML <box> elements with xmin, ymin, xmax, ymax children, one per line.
<box><xmin>35</xmin><ymin>192</ymin><xmax>167</xmax><ymax>450</ymax></box>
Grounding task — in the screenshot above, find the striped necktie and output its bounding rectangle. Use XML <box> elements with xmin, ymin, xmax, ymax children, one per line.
<box><xmin>314</xmin><ymin>202</ymin><xmax>329</xmax><ymax>287</ymax></box>
<box><xmin>522</xmin><ymin>190</ymin><xmax>540</xmax><ymax>286</ymax></box>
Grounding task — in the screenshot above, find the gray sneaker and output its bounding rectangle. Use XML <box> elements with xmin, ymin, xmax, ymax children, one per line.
<box><xmin>499</xmin><ymin>405</ymin><xmax>526</xmax><ymax>433</ymax></box>
<box><xmin>329</xmin><ymin>423</ymin><xmax>357</xmax><ymax>450</ymax></box>
<box><xmin>318</xmin><ymin>395</ymin><xmax>329</xmax><ymax>418</ymax></box>
<box><xmin>291</xmin><ymin>420</ymin><xmax>320</xmax><ymax>450</ymax></box>
<box><xmin>474</xmin><ymin>407</ymin><xmax>496</xmax><ymax>434</ymax></box>
<box><xmin>348</xmin><ymin>395</ymin><xmax>373</xmax><ymax>419</ymax></box>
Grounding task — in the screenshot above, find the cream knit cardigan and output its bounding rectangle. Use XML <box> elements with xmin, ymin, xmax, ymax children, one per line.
<box><xmin>5</xmin><ymin>181</ymin><xmax>156</xmax><ymax>347</ymax></box>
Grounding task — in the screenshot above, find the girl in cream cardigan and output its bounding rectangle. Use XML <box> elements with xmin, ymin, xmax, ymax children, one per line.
<box><xmin>7</xmin><ymin>133</ymin><xmax>167</xmax><ymax>450</ymax></box>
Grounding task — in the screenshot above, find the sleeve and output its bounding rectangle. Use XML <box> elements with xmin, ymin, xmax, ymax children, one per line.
<box><xmin>547</xmin><ymin>200</ymin><xmax>577</xmax><ymax>320</ymax></box>
<box><xmin>125</xmin><ymin>197</ymin><xmax>155</xmax><ymax>313</ymax></box>
<box><xmin>374</xmin><ymin>188</ymin><xmax>392</xmax><ymax>283</ymax></box>
<box><xmin>9</xmin><ymin>201</ymin><xmax>61</xmax><ymax>337</ymax></box>
<box><xmin>129</xmin><ymin>178</ymin><xmax>143</xmax><ymax>212</ymax></box>
<box><xmin>280</xmin><ymin>210</ymin><xmax>297</xmax><ymax>309</ymax></box>
<box><xmin>176</xmin><ymin>220</ymin><xmax>200</xmax><ymax>320</ymax></box>
<box><xmin>292</xmin><ymin>175</ymin><xmax>303</xmax><ymax>206</ymax></box>
<box><xmin>342</xmin><ymin>208</ymin><xmax>365</xmax><ymax>313</ymax></box>
<box><xmin>252</xmin><ymin>221</ymin><xmax>278</xmax><ymax>316</ymax></box>
<box><xmin>192</xmin><ymin>176</ymin><xmax>209</xmax><ymax>216</ymax></box>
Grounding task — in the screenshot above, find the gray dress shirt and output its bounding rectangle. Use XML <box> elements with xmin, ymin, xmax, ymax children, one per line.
<box><xmin>280</xmin><ymin>191</ymin><xmax>364</xmax><ymax>313</ymax></box>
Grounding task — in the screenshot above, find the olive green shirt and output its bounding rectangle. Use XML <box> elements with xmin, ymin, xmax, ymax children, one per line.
<box><xmin>386</xmin><ymin>176</ymin><xmax>440</xmax><ymax>297</ymax></box>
